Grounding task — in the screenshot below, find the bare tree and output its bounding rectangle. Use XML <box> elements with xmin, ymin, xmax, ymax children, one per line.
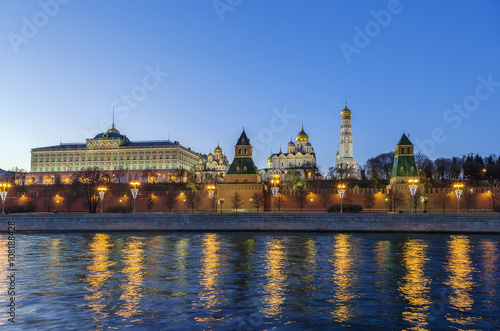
<box><xmin>112</xmin><ymin>167</ymin><xmax>127</xmax><ymax>184</ymax></box>
<box><xmin>363</xmin><ymin>190</ymin><xmax>376</xmax><ymax>212</ymax></box>
<box><xmin>231</xmin><ymin>192</ymin><xmax>243</xmax><ymax>212</ymax></box>
<box><xmin>251</xmin><ymin>192</ymin><xmax>264</xmax><ymax>212</ymax></box>
<box><xmin>74</xmin><ymin>167</ymin><xmax>104</xmax><ymax>213</ymax></box>
<box><xmin>294</xmin><ymin>188</ymin><xmax>308</xmax><ymax>212</ymax></box>
<box><xmin>319</xmin><ymin>192</ymin><xmax>333</xmax><ymax>211</ymax></box>
<box><xmin>391</xmin><ymin>189</ymin><xmax>405</xmax><ymax>212</ymax></box>
<box><xmin>146</xmin><ymin>194</ymin><xmax>155</xmax><ymax>211</ymax></box>
<box><xmin>164</xmin><ymin>191</ymin><xmax>177</xmax><ymax>212</ymax></box>
<box><xmin>487</xmin><ymin>179</ymin><xmax>500</xmax><ymax>211</ymax></box>
<box><xmin>62</xmin><ymin>183</ymin><xmax>79</xmax><ymax>212</ymax></box>
<box><xmin>434</xmin><ymin>190</ymin><xmax>451</xmax><ymax>213</ymax></box>
<box><xmin>462</xmin><ymin>189</ymin><xmax>477</xmax><ymax>212</ymax></box>
<box><xmin>185</xmin><ymin>190</ymin><xmax>201</xmax><ymax>213</ymax></box>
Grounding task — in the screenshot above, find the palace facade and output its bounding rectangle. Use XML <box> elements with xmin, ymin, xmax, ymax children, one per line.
<box><xmin>29</xmin><ymin>125</ymin><xmax>199</xmax><ymax>184</ymax></box>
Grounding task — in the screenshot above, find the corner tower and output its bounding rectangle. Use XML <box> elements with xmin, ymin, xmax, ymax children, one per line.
<box><xmin>225</xmin><ymin>129</ymin><xmax>260</xmax><ymax>183</ymax></box>
<box><xmin>335</xmin><ymin>101</ymin><xmax>359</xmax><ymax>178</ymax></box>
<box><xmin>390</xmin><ymin>133</ymin><xmax>419</xmax><ymax>184</ymax></box>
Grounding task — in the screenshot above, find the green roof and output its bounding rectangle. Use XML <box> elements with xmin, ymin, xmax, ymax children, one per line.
<box><xmin>391</xmin><ymin>155</ymin><xmax>419</xmax><ymax>178</ymax></box>
<box><xmin>227</xmin><ymin>157</ymin><xmax>258</xmax><ymax>175</ymax></box>
<box><xmin>397</xmin><ymin>133</ymin><xmax>413</xmax><ymax>146</ymax></box>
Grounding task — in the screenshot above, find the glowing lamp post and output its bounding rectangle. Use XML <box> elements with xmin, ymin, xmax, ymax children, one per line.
<box><xmin>408</xmin><ymin>179</ymin><xmax>419</xmax><ymax>213</ymax></box>
<box><xmin>130</xmin><ymin>181</ymin><xmax>140</xmax><ymax>213</ymax></box>
<box><xmin>207</xmin><ymin>184</ymin><xmax>216</xmax><ymax>213</ymax></box>
<box><xmin>271</xmin><ymin>177</ymin><xmax>280</xmax><ymax>213</ymax></box>
<box><xmin>453</xmin><ymin>183</ymin><xmax>463</xmax><ymax>213</ymax></box>
<box><xmin>98</xmin><ymin>187</ymin><xmax>107</xmax><ymax>213</ymax></box>
<box><xmin>338</xmin><ymin>184</ymin><xmax>346</xmax><ymax>213</ymax></box>
<box><xmin>0</xmin><ymin>183</ymin><xmax>11</xmax><ymax>215</ymax></box>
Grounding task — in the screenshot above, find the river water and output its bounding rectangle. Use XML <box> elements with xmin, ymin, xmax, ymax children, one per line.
<box><xmin>1</xmin><ymin>232</ymin><xmax>499</xmax><ymax>330</ymax></box>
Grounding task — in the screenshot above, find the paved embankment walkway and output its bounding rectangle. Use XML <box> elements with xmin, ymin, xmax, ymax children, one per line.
<box><xmin>3</xmin><ymin>213</ymin><xmax>500</xmax><ymax>233</ymax></box>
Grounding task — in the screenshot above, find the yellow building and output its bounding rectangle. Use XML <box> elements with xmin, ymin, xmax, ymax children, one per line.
<box><xmin>29</xmin><ymin>124</ymin><xmax>199</xmax><ymax>185</ymax></box>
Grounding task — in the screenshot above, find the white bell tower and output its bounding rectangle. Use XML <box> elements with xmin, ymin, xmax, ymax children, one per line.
<box><xmin>335</xmin><ymin>100</ymin><xmax>359</xmax><ymax>179</ymax></box>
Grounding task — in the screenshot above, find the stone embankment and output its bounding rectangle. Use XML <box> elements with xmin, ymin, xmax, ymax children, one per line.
<box><xmin>4</xmin><ymin>213</ymin><xmax>500</xmax><ymax>233</ymax></box>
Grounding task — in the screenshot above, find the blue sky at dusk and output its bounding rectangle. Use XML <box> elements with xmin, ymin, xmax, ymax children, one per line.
<box><xmin>1</xmin><ymin>0</ymin><xmax>499</xmax><ymax>173</ymax></box>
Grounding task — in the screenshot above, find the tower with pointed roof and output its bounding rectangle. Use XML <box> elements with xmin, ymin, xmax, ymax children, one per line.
<box><xmin>218</xmin><ymin>128</ymin><xmax>264</xmax><ymax>212</ymax></box>
<box><xmin>390</xmin><ymin>133</ymin><xmax>419</xmax><ymax>184</ymax></box>
<box><xmin>335</xmin><ymin>102</ymin><xmax>359</xmax><ymax>179</ymax></box>
<box><xmin>225</xmin><ymin>128</ymin><xmax>260</xmax><ymax>183</ymax></box>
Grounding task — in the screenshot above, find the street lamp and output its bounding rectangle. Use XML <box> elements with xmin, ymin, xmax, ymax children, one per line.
<box><xmin>0</xmin><ymin>183</ymin><xmax>11</xmax><ymax>215</ymax></box>
<box><xmin>385</xmin><ymin>198</ymin><xmax>389</xmax><ymax>212</ymax></box>
<box><xmin>271</xmin><ymin>176</ymin><xmax>280</xmax><ymax>213</ymax></box>
<box><xmin>453</xmin><ymin>183</ymin><xmax>463</xmax><ymax>213</ymax></box>
<box><xmin>98</xmin><ymin>187</ymin><xmax>107</xmax><ymax>213</ymax></box>
<box><xmin>130</xmin><ymin>181</ymin><xmax>140</xmax><ymax>213</ymax></box>
<box><xmin>408</xmin><ymin>179</ymin><xmax>419</xmax><ymax>213</ymax></box>
<box><xmin>338</xmin><ymin>184</ymin><xmax>346</xmax><ymax>213</ymax></box>
<box><xmin>207</xmin><ymin>184</ymin><xmax>216</xmax><ymax>213</ymax></box>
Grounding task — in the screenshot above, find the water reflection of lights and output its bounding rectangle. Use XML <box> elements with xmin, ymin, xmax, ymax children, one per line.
<box><xmin>261</xmin><ymin>238</ymin><xmax>288</xmax><ymax>318</ymax></box>
<box><xmin>329</xmin><ymin>234</ymin><xmax>356</xmax><ymax>323</ymax></box>
<box><xmin>398</xmin><ymin>239</ymin><xmax>431</xmax><ymax>331</ymax></box>
<box><xmin>117</xmin><ymin>236</ymin><xmax>145</xmax><ymax>319</ymax></box>
<box><xmin>479</xmin><ymin>240</ymin><xmax>497</xmax><ymax>308</ymax></box>
<box><xmin>303</xmin><ymin>238</ymin><xmax>317</xmax><ymax>284</ymax></box>
<box><xmin>445</xmin><ymin>235</ymin><xmax>476</xmax><ymax>326</ymax></box>
<box><xmin>84</xmin><ymin>233</ymin><xmax>115</xmax><ymax>323</ymax></box>
<box><xmin>195</xmin><ymin>233</ymin><xmax>227</xmax><ymax>322</ymax></box>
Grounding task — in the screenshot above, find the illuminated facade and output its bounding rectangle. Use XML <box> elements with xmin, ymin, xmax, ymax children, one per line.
<box><xmin>335</xmin><ymin>102</ymin><xmax>360</xmax><ymax>179</ymax></box>
<box><xmin>194</xmin><ymin>144</ymin><xmax>229</xmax><ymax>183</ymax></box>
<box><xmin>262</xmin><ymin>125</ymin><xmax>319</xmax><ymax>181</ymax></box>
<box><xmin>29</xmin><ymin>125</ymin><xmax>199</xmax><ymax>184</ymax></box>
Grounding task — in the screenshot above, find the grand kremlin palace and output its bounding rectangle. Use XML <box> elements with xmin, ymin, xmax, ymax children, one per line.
<box><xmin>29</xmin><ymin>125</ymin><xmax>199</xmax><ymax>185</ymax></box>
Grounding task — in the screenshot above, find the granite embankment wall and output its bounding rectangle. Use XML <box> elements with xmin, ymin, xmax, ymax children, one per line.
<box><xmin>4</xmin><ymin>213</ymin><xmax>500</xmax><ymax>233</ymax></box>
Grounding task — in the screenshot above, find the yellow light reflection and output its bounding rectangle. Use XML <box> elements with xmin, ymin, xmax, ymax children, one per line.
<box><xmin>329</xmin><ymin>234</ymin><xmax>356</xmax><ymax>323</ymax></box>
<box><xmin>479</xmin><ymin>240</ymin><xmax>497</xmax><ymax>308</ymax></box>
<box><xmin>195</xmin><ymin>233</ymin><xmax>227</xmax><ymax>322</ymax></box>
<box><xmin>303</xmin><ymin>238</ymin><xmax>317</xmax><ymax>284</ymax></box>
<box><xmin>84</xmin><ymin>233</ymin><xmax>115</xmax><ymax>323</ymax></box>
<box><xmin>445</xmin><ymin>235</ymin><xmax>476</xmax><ymax>326</ymax></box>
<box><xmin>261</xmin><ymin>238</ymin><xmax>287</xmax><ymax>318</ymax></box>
<box><xmin>398</xmin><ymin>239</ymin><xmax>431</xmax><ymax>331</ymax></box>
<box><xmin>117</xmin><ymin>236</ymin><xmax>145</xmax><ymax>319</ymax></box>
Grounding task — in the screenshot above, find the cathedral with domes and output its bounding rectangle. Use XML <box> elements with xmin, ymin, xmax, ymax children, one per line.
<box><xmin>194</xmin><ymin>143</ymin><xmax>229</xmax><ymax>183</ymax></box>
<box><xmin>261</xmin><ymin>125</ymin><xmax>321</xmax><ymax>181</ymax></box>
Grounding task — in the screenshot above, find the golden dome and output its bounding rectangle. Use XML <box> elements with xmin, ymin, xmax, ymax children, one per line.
<box><xmin>341</xmin><ymin>102</ymin><xmax>351</xmax><ymax>117</ymax></box>
<box><xmin>214</xmin><ymin>144</ymin><xmax>222</xmax><ymax>153</ymax></box>
<box><xmin>296</xmin><ymin>125</ymin><xmax>309</xmax><ymax>143</ymax></box>
<box><xmin>267</xmin><ymin>156</ymin><xmax>272</xmax><ymax>163</ymax></box>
